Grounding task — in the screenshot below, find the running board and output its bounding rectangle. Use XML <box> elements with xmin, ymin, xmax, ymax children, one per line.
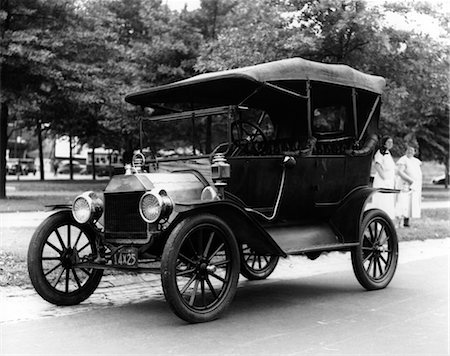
<box><xmin>76</xmin><ymin>262</ymin><xmax>161</xmax><ymax>273</ymax></box>
<box><xmin>265</xmin><ymin>223</ymin><xmax>357</xmax><ymax>255</ymax></box>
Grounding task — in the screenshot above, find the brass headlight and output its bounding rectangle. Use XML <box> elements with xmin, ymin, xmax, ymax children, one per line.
<box><xmin>72</xmin><ymin>191</ymin><xmax>104</xmax><ymax>224</ymax></box>
<box><xmin>139</xmin><ymin>190</ymin><xmax>173</xmax><ymax>223</ymax></box>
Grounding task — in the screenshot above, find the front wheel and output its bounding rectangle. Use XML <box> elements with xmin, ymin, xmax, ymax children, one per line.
<box><xmin>27</xmin><ymin>210</ymin><xmax>103</xmax><ymax>305</ymax></box>
<box><xmin>351</xmin><ymin>209</ymin><xmax>398</xmax><ymax>290</ymax></box>
<box><xmin>161</xmin><ymin>214</ymin><xmax>240</xmax><ymax>323</ymax></box>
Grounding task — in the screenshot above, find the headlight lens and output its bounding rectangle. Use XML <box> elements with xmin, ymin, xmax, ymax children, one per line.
<box><xmin>140</xmin><ymin>192</ymin><xmax>162</xmax><ymax>223</ymax></box>
<box><xmin>73</xmin><ymin>196</ymin><xmax>91</xmax><ymax>223</ymax></box>
<box><xmin>139</xmin><ymin>190</ymin><xmax>173</xmax><ymax>223</ymax></box>
<box><xmin>72</xmin><ymin>191</ymin><xmax>103</xmax><ymax>224</ymax></box>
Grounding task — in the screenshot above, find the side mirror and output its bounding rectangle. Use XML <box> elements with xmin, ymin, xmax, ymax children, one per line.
<box><xmin>283</xmin><ymin>156</ymin><xmax>296</xmax><ymax>169</ymax></box>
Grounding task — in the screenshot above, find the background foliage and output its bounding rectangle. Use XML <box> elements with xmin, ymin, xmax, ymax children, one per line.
<box><xmin>1</xmin><ymin>0</ymin><xmax>448</xmax><ymax>195</ymax></box>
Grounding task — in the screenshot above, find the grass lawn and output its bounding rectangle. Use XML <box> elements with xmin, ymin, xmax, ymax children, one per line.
<box><xmin>2</xmin><ymin>180</ymin><xmax>108</xmax><ymax>212</ymax></box>
<box><xmin>421</xmin><ymin>184</ymin><xmax>450</xmax><ymax>201</ymax></box>
<box><xmin>6</xmin><ymin>179</ymin><xmax>108</xmax><ymax>192</ymax></box>
<box><xmin>0</xmin><ymin>251</ymin><xmax>29</xmax><ymax>287</ymax></box>
<box><xmin>396</xmin><ymin>207</ymin><xmax>450</xmax><ymax>241</ymax></box>
<box><xmin>1</xmin><ymin>173</ymin><xmax>448</xmax><ymax>213</ymax></box>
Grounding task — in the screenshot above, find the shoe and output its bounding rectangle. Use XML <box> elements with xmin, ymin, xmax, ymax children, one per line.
<box><xmin>403</xmin><ymin>218</ymin><xmax>410</xmax><ymax>227</ymax></box>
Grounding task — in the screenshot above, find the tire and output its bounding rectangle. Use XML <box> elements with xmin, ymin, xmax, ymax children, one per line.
<box><xmin>161</xmin><ymin>214</ymin><xmax>240</xmax><ymax>323</ymax></box>
<box><xmin>27</xmin><ymin>210</ymin><xmax>103</xmax><ymax>305</ymax></box>
<box><xmin>240</xmin><ymin>244</ymin><xmax>279</xmax><ymax>280</ymax></box>
<box><xmin>351</xmin><ymin>209</ymin><xmax>398</xmax><ymax>290</ymax></box>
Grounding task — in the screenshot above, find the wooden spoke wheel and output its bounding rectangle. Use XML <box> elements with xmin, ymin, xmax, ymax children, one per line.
<box><xmin>351</xmin><ymin>209</ymin><xmax>398</xmax><ymax>290</ymax></box>
<box><xmin>27</xmin><ymin>210</ymin><xmax>103</xmax><ymax>305</ymax></box>
<box><xmin>161</xmin><ymin>214</ymin><xmax>240</xmax><ymax>323</ymax></box>
<box><xmin>240</xmin><ymin>244</ymin><xmax>279</xmax><ymax>280</ymax></box>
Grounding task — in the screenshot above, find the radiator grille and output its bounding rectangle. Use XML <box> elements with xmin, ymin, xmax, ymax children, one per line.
<box><xmin>104</xmin><ymin>192</ymin><xmax>147</xmax><ymax>239</ymax></box>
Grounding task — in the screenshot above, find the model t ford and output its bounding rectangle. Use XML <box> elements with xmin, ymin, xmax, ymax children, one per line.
<box><xmin>28</xmin><ymin>58</ymin><xmax>398</xmax><ymax>323</ymax></box>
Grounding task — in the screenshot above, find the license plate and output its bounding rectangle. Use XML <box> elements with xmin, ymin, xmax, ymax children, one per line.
<box><xmin>112</xmin><ymin>247</ymin><xmax>138</xmax><ymax>267</ymax></box>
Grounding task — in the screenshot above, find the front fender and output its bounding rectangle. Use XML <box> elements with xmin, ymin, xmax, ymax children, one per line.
<box><xmin>329</xmin><ymin>186</ymin><xmax>397</xmax><ymax>243</ymax></box>
<box><xmin>45</xmin><ymin>204</ymin><xmax>72</xmax><ymax>211</ymax></box>
<box><xmin>168</xmin><ymin>200</ymin><xmax>286</xmax><ymax>257</ymax></box>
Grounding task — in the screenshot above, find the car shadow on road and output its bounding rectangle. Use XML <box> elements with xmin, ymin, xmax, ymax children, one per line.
<box><xmin>107</xmin><ymin>270</ymin><xmax>369</xmax><ymax>328</ymax></box>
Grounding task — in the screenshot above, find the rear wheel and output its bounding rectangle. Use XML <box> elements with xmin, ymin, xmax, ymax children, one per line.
<box><xmin>27</xmin><ymin>210</ymin><xmax>103</xmax><ymax>305</ymax></box>
<box><xmin>161</xmin><ymin>214</ymin><xmax>240</xmax><ymax>323</ymax></box>
<box><xmin>240</xmin><ymin>244</ymin><xmax>279</xmax><ymax>280</ymax></box>
<box><xmin>351</xmin><ymin>209</ymin><xmax>398</xmax><ymax>290</ymax></box>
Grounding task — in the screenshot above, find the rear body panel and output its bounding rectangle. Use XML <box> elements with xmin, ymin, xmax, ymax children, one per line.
<box><xmin>227</xmin><ymin>153</ymin><xmax>372</xmax><ymax>221</ymax></box>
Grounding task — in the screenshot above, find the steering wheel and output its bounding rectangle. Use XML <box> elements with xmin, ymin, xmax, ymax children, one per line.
<box><xmin>230</xmin><ymin>121</ymin><xmax>268</xmax><ymax>155</ymax></box>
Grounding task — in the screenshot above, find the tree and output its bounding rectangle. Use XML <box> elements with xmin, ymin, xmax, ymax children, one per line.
<box><xmin>1</xmin><ymin>0</ymin><xmax>78</xmax><ymax>196</ymax></box>
<box><xmin>195</xmin><ymin>0</ymin><xmax>449</xmax><ymax>177</ymax></box>
<box><xmin>185</xmin><ymin>0</ymin><xmax>238</xmax><ymax>41</ymax></box>
<box><xmin>195</xmin><ymin>0</ymin><xmax>295</xmax><ymax>71</ymax></box>
<box><xmin>372</xmin><ymin>2</ymin><xmax>449</xmax><ymax>187</ymax></box>
<box><xmin>94</xmin><ymin>0</ymin><xmax>203</xmax><ymax>155</ymax></box>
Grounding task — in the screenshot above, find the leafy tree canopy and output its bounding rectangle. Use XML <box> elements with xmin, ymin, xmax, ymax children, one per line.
<box><xmin>1</xmin><ymin>0</ymin><xmax>448</xmax><ymax>195</ymax></box>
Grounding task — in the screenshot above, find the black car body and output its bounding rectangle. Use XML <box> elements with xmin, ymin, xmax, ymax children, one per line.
<box><xmin>28</xmin><ymin>57</ymin><xmax>399</xmax><ymax>323</ymax></box>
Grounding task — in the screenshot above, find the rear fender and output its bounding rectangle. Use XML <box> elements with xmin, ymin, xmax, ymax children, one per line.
<box><xmin>330</xmin><ymin>187</ymin><xmax>396</xmax><ymax>243</ymax></box>
<box><xmin>167</xmin><ymin>200</ymin><xmax>286</xmax><ymax>257</ymax></box>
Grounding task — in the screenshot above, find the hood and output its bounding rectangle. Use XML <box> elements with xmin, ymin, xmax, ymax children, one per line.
<box><xmin>104</xmin><ymin>172</ymin><xmax>207</xmax><ymax>203</ymax></box>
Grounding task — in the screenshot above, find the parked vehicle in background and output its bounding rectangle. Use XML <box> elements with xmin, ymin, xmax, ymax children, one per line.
<box><xmin>432</xmin><ymin>175</ymin><xmax>447</xmax><ymax>185</ymax></box>
<box><xmin>28</xmin><ymin>57</ymin><xmax>399</xmax><ymax>324</ymax></box>
<box><xmin>20</xmin><ymin>158</ymin><xmax>37</xmax><ymax>175</ymax></box>
<box><xmin>6</xmin><ymin>158</ymin><xmax>20</xmax><ymax>175</ymax></box>
<box><xmin>6</xmin><ymin>158</ymin><xmax>36</xmax><ymax>175</ymax></box>
<box><xmin>57</xmin><ymin>160</ymin><xmax>86</xmax><ymax>174</ymax></box>
<box><xmin>86</xmin><ymin>149</ymin><xmax>123</xmax><ymax>176</ymax></box>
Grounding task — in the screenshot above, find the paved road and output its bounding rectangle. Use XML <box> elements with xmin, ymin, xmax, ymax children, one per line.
<box><xmin>1</xmin><ymin>239</ymin><xmax>448</xmax><ymax>355</ymax></box>
<box><xmin>1</xmin><ymin>204</ymin><xmax>448</xmax><ymax>355</ymax></box>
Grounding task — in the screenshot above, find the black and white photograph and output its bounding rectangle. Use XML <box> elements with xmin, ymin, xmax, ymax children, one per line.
<box><xmin>0</xmin><ymin>0</ymin><xmax>448</xmax><ymax>355</ymax></box>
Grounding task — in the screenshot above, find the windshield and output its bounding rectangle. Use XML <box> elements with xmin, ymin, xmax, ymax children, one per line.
<box><xmin>142</xmin><ymin>106</ymin><xmax>274</xmax><ymax>159</ymax></box>
<box><xmin>144</xmin><ymin>113</ymin><xmax>228</xmax><ymax>158</ymax></box>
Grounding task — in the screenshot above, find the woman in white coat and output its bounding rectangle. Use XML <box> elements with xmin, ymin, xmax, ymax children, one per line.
<box><xmin>396</xmin><ymin>146</ymin><xmax>422</xmax><ymax>227</ymax></box>
<box><xmin>372</xmin><ymin>136</ymin><xmax>396</xmax><ymax>219</ymax></box>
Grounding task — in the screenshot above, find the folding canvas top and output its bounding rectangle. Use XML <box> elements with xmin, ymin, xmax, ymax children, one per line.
<box><xmin>125</xmin><ymin>57</ymin><xmax>386</xmax><ymax>107</ymax></box>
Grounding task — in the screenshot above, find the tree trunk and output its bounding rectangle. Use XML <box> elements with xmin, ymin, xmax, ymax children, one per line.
<box><xmin>211</xmin><ymin>0</ymin><xmax>218</xmax><ymax>39</ymax></box>
<box><xmin>69</xmin><ymin>134</ymin><xmax>73</xmax><ymax>180</ymax></box>
<box><xmin>108</xmin><ymin>150</ymin><xmax>112</xmax><ymax>178</ymax></box>
<box><xmin>191</xmin><ymin>115</ymin><xmax>196</xmax><ymax>155</ymax></box>
<box><xmin>0</xmin><ymin>102</ymin><xmax>8</xmax><ymax>199</ymax></box>
<box><xmin>37</xmin><ymin>119</ymin><xmax>45</xmax><ymax>180</ymax></box>
<box><xmin>0</xmin><ymin>1</ymin><xmax>9</xmax><ymax>198</ymax></box>
<box><xmin>91</xmin><ymin>147</ymin><xmax>96</xmax><ymax>181</ymax></box>
<box><xmin>445</xmin><ymin>159</ymin><xmax>449</xmax><ymax>189</ymax></box>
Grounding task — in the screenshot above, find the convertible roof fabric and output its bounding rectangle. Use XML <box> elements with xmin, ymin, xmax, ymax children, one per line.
<box><xmin>125</xmin><ymin>57</ymin><xmax>386</xmax><ymax>107</ymax></box>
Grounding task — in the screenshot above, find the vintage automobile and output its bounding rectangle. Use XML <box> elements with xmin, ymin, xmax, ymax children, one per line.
<box><xmin>28</xmin><ymin>57</ymin><xmax>398</xmax><ymax>323</ymax></box>
<box><xmin>6</xmin><ymin>158</ymin><xmax>36</xmax><ymax>175</ymax></box>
